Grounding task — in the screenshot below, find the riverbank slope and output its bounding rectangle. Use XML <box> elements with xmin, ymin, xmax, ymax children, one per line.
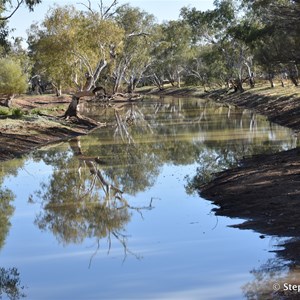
<box><xmin>0</xmin><ymin>94</ymin><xmax>100</xmax><ymax>161</ymax></box>
<box><xmin>142</xmin><ymin>84</ymin><xmax>300</xmax><ymax>131</ymax></box>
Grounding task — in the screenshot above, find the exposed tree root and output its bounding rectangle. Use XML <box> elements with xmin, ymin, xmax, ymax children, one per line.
<box><xmin>65</xmin><ymin>113</ymin><xmax>105</xmax><ymax>129</ymax></box>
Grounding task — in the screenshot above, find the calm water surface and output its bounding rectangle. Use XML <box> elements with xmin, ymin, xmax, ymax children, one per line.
<box><xmin>0</xmin><ymin>97</ymin><xmax>298</xmax><ymax>299</ymax></box>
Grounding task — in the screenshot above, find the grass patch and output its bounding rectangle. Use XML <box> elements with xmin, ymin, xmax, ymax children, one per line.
<box><xmin>0</xmin><ymin>107</ymin><xmax>9</xmax><ymax>116</ymax></box>
<box><xmin>30</xmin><ymin>108</ymin><xmax>43</xmax><ymax>115</ymax></box>
<box><xmin>11</xmin><ymin>108</ymin><xmax>24</xmax><ymax>118</ymax></box>
<box><xmin>0</xmin><ymin>107</ymin><xmax>26</xmax><ymax>119</ymax></box>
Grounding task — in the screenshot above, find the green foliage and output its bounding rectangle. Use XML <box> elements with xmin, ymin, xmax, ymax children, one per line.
<box><xmin>11</xmin><ymin>108</ymin><xmax>24</xmax><ymax>118</ymax></box>
<box><xmin>147</xmin><ymin>20</ymin><xmax>193</xmax><ymax>88</ymax></box>
<box><xmin>24</xmin><ymin>0</ymin><xmax>42</xmax><ymax>11</ymax></box>
<box><xmin>33</xmin><ymin>152</ymin><xmax>132</xmax><ymax>245</ymax></box>
<box><xmin>0</xmin><ymin>107</ymin><xmax>26</xmax><ymax>117</ymax></box>
<box><xmin>5</xmin><ymin>0</ymin><xmax>299</xmax><ymax>94</ymax></box>
<box><xmin>112</xmin><ymin>5</ymin><xmax>155</xmax><ymax>92</ymax></box>
<box><xmin>30</xmin><ymin>108</ymin><xmax>42</xmax><ymax>115</ymax></box>
<box><xmin>0</xmin><ymin>189</ymin><xmax>15</xmax><ymax>249</ymax></box>
<box><xmin>0</xmin><ymin>58</ymin><xmax>27</xmax><ymax>95</ymax></box>
<box><xmin>29</xmin><ymin>5</ymin><xmax>124</xmax><ymax>92</ymax></box>
<box><xmin>0</xmin><ymin>107</ymin><xmax>9</xmax><ymax>115</ymax></box>
<box><xmin>0</xmin><ymin>0</ymin><xmax>41</xmax><ymax>55</ymax></box>
<box><xmin>0</xmin><ymin>0</ymin><xmax>41</xmax><ymax>16</ymax></box>
<box><xmin>0</xmin><ymin>22</ymin><xmax>9</xmax><ymax>54</ymax></box>
<box><xmin>0</xmin><ymin>267</ymin><xmax>25</xmax><ymax>300</ymax></box>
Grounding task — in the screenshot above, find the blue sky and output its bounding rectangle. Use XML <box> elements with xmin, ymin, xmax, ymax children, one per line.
<box><xmin>8</xmin><ymin>0</ymin><xmax>214</xmax><ymax>42</ymax></box>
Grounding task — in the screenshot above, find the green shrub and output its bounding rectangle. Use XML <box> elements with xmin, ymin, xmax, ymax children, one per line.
<box><xmin>0</xmin><ymin>58</ymin><xmax>27</xmax><ymax>96</ymax></box>
<box><xmin>11</xmin><ymin>108</ymin><xmax>24</xmax><ymax>118</ymax></box>
<box><xmin>0</xmin><ymin>107</ymin><xmax>9</xmax><ymax>116</ymax></box>
<box><xmin>30</xmin><ymin>108</ymin><xmax>42</xmax><ymax>115</ymax></box>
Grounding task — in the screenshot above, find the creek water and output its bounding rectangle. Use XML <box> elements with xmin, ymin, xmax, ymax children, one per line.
<box><xmin>0</xmin><ymin>97</ymin><xmax>298</xmax><ymax>299</ymax></box>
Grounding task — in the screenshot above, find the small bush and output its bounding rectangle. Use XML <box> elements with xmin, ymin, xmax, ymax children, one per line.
<box><xmin>0</xmin><ymin>58</ymin><xmax>27</xmax><ymax>95</ymax></box>
<box><xmin>11</xmin><ymin>108</ymin><xmax>24</xmax><ymax>118</ymax></box>
<box><xmin>30</xmin><ymin>108</ymin><xmax>42</xmax><ymax>115</ymax></box>
<box><xmin>0</xmin><ymin>107</ymin><xmax>9</xmax><ymax>116</ymax></box>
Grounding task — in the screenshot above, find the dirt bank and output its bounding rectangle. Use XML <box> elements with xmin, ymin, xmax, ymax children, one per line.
<box><xmin>0</xmin><ymin>94</ymin><xmax>99</xmax><ymax>161</ymax></box>
<box><xmin>200</xmin><ymin>147</ymin><xmax>300</xmax><ymax>239</ymax></box>
<box><xmin>197</xmin><ymin>85</ymin><xmax>300</xmax><ymax>251</ymax></box>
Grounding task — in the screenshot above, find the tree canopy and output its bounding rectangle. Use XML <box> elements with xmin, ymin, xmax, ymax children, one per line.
<box><xmin>0</xmin><ymin>0</ymin><xmax>298</xmax><ymax>100</ymax></box>
<box><xmin>0</xmin><ymin>0</ymin><xmax>41</xmax><ymax>54</ymax></box>
<box><xmin>0</xmin><ymin>58</ymin><xmax>27</xmax><ymax>106</ymax></box>
<box><xmin>0</xmin><ymin>0</ymin><xmax>41</xmax><ymax>20</ymax></box>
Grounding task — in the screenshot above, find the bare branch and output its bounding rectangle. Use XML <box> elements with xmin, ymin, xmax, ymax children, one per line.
<box><xmin>112</xmin><ymin>231</ymin><xmax>142</xmax><ymax>262</ymax></box>
<box><xmin>101</xmin><ymin>0</ymin><xmax>118</xmax><ymax>19</ymax></box>
<box><xmin>71</xmin><ymin>50</ymin><xmax>94</xmax><ymax>76</ymax></box>
<box><xmin>88</xmin><ymin>238</ymin><xmax>100</xmax><ymax>269</ymax></box>
<box><xmin>127</xmin><ymin>32</ymin><xmax>150</xmax><ymax>38</ymax></box>
<box><xmin>77</xmin><ymin>0</ymin><xmax>93</xmax><ymax>13</ymax></box>
<box><xmin>0</xmin><ymin>0</ymin><xmax>24</xmax><ymax>21</ymax></box>
<box><xmin>99</xmin><ymin>0</ymin><xmax>104</xmax><ymax>15</ymax></box>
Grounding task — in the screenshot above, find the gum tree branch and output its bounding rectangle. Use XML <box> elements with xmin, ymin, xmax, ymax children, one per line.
<box><xmin>0</xmin><ymin>0</ymin><xmax>24</xmax><ymax>21</ymax></box>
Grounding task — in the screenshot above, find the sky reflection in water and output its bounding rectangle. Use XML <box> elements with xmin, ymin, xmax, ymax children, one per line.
<box><xmin>0</xmin><ymin>97</ymin><xmax>297</xmax><ymax>299</ymax></box>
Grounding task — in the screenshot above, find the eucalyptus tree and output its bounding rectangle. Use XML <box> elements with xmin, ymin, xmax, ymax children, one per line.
<box><xmin>0</xmin><ymin>0</ymin><xmax>42</xmax><ymax>20</ymax></box>
<box><xmin>181</xmin><ymin>0</ymin><xmax>256</xmax><ymax>92</ymax></box>
<box><xmin>149</xmin><ymin>20</ymin><xmax>192</xmax><ymax>88</ymax></box>
<box><xmin>145</xmin><ymin>24</ymin><xmax>165</xmax><ymax>90</ymax></box>
<box><xmin>0</xmin><ymin>21</ymin><xmax>9</xmax><ymax>54</ymax></box>
<box><xmin>184</xmin><ymin>44</ymin><xmax>227</xmax><ymax>90</ymax></box>
<box><xmin>0</xmin><ymin>158</ymin><xmax>25</xmax><ymax>293</ymax></box>
<box><xmin>0</xmin><ymin>194</ymin><xmax>18</xmax><ymax>300</ymax></box>
<box><xmin>31</xmin><ymin>139</ymin><xmax>131</xmax><ymax>247</ymax></box>
<box><xmin>112</xmin><ymin>5</ymin><xmax>155</xmax><ymax>93</ymax></box>
<box><xmin>0</xmin><ymin>188</ymin><xmax>14</xmax><ymax>249</ymax></box>
<box><xmin>0</xmin><ymin>158</ymin><xmax>25</xmax><ymax>258</ymax></box>
<box><xmin>0</xmin><ymin>57</ymin><xmax>27</xmax><ymax>106</ymax></box>
<box><xmin>0</xmin><ymin>267</ymin><xmax>25</xmax><ymax>300</ymax></box>
<box><xmin>241</xmin><ymin>0</ymin><xmax>300</xmax><ymax>86</ymax></box>
<box><xmin>28</xmin><ymin>3</ymin><xmax>124</xmax><ymax>118</ymax></box>
<box><xmin>31</xmin><ymin>137</ymin><xmax>157</xmax><ymax>260</ymax></box>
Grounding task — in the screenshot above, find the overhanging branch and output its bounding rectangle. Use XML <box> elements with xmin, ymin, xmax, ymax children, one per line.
<box><xmin>0</xmin><ymin>0</ymin><xmax>24</xmax><ymax>21</ymax></box>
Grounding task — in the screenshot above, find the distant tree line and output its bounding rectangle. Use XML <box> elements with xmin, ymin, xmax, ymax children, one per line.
<box><xmin>0</xmin><ymin>0</ymin><xmax>299</xmax><ymax>102</ymax></box>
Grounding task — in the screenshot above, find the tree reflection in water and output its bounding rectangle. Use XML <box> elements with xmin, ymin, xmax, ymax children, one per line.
<box><xmin>32</xmin><ymin>137</ymin><xmax>154</xmax><ymax>264</ymax></box>
<box><xmin>0</xmin><ymin>267</ymin><xmax>25</xmax><ymax>300</ymax></box>
<box><xmin>243</xmin><ymin>257</ymin><xmax>300</xmax><ymax>300</ymax></box>
<box><xmin>0</xmin><ymin>191</ymin><xmax>26</xmax><ymax>299</ymax></box>
<box><xmin>0</xmin><ymin>165</ymin><xmax>25</xmax><ymax>299</ymax></box>
<box><xmin>28</xmin><ymin>98</ymin><xmax>299</xmax><ymax>293</ymax></box>
<box><xmin>0</xmin><ymin>189</ymin><xmax>14</xmax><ymax>250</ymax></box>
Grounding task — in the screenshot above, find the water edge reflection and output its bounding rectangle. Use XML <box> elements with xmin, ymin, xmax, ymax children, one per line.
<box><xmin>0</xmin><ymin>96</ymin><xmax>298</xmax><ymax>299</ymax></box>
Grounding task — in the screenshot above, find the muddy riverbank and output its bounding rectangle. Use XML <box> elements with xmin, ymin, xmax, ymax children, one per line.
<box><xmin>0</xmin><ymin>95</ymin><xmax>99</xmax><ymax>161</ymax></box>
